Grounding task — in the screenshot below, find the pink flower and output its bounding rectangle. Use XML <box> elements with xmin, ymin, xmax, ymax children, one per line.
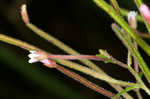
<box><xmin>28</xmin><ymin>50</ymin><xmax>56</xmax><ymax>67</ymax></box>
<box><xmin>139</xmin><ymin>4</ymin><xmax>150</xmax><ymax>23</ymax></box>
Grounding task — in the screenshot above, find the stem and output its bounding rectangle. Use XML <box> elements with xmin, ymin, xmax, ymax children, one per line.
<box><xmin>134</xmin><ymin>0</ymin><xmax>142</xmax><ymax>7</ymax></box>
<box><xmin>128</xmin><ymin>49</ymin><xmax>143</xmax><ymax>98</ymax></box>
<box><xmin>0</xmin><ymin>33</ymin><xmax>135</xmax><ymax>87</ymax></box>
<box><xmin>134</xmin><ymin>0</ymin><xmax>150</xmax><ymax>33</ymax></box>
<box><xmin>26</xmin><ymin>23</ymin><xmax>102</xmax><ymax>73</ymax></box>
<box><xmin>110</xmin><ymin>55</ymin><xmax>150</xmax><ymax>96</ymax></box>
<box><xmin>54</xmin><ymin>65</ymin><xmax>118</xmax><ymax>98</ymax></box>
<box><xmin>135</xmin><ymin>30</ymin><xmax>150</xmax><ymax>38</ymax></box>
<box><xmin>47</xmin><ymin>54</ymin><xmax>128</xmax><ymax>69</ymax></box>
<box><xmin>110</xmin><ymin>0</ymin><xmax>121</xmax><ymax>15</ymax></box>
<box><xmin>21</xmin><ymin>4</ymin><xmax>102</xmax><ymax>73</ymax></box>
<box><xmin>127</xmin><ymin>51</ymin><xmax>132</xmax><ymax>66</ymax></box>
<box><xmin>112</xmin><ymin>24</ymin><xmax>150</xmax><ymax>84</ymax></box>
<box><xmin>56</xmin><ymin>59</ymin><xmax>136</xmax><ymax>86</ymax></box>
<box><xmin>0</xmin><ymin>34</ymin><xmax>41</xmax><ymax>51</ymax></box>
<box><xmin>0</xmin><ymin>33</ymin><xmax>133</xmax><ymax>98</ymax></box>
<box><xmin>47</xmin><ymin>55</ymin><xmax>104</xmax><ymax>61</ymax></box>
<box><xmin>21</xmin><ymin>4</ymin><xmax>133</xmax><ymax>98</ymax></box>
<box><xmin>129</xmin><ymin>67</ymin><xmax>150</xmax><ymax>96</ymax></box>
<box><xmin>112</xmin><ymin>85</ymin><xmax>140</xmax><ymax>99</ymax></box>
<box><xmin>133</xmin><ymin>41</ymin><xmax>139</xmax><ymax>73</ymax></box>
<box><xmin>136</xmin><ymin>89</ymin><xmax>143</xmax><ymax>99</ymax></box>
<box><xmin>93</xmin><ymin>0</ymin><xmax>150</xmax><ymax>56</ymax></box>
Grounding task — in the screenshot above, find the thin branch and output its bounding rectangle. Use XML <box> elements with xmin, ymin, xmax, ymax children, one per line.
<box><xmin>47</xmin><ymin>55</ymin><xmax>128</xmax><ymax>69</ymax></box>
<box><xmin>47</xmin><ymin>55</ymin><xmax>104</xmax><ymax>61</ymax></box>
<box><xmin>0</xmin><ymin>34</ymin><xmax>41</xmax><ymax>51</ymax></box>
<box><xmin>94</xmin><ymin>0</ymin><xmax>150</xmax><ymax>56</ymax></box>
<box><xmin>54</xmin><ymin>65</ymin><xmax>118</xmax><ymax>98</ymax></box>
<box><xmin>133</xmin><ymin>41</ymin><xmax>139</xmax><ymax>73</ymax></box>
<box><xmin>111</xmin><ymin>23</ymin><xmax>150</xmax><ymax>84</ymax></box>
<box><xmin>110</xmin><ymin>0</ymin><xmax>121</xmax><ymax>15</ymax></box>
<box><xmin>20</xmin><ymin>4</ymin><xmax>133</xmax><ymax>98</ymax></box>
<box><xmin>21</xmin><ymin>4</ymin><xmax>102</xmax><ymax>73</ymax></box>
<box><xmin>136</xmin><ymin>89</ymin><xmax>143</xmax><ymax>99</ymax></box>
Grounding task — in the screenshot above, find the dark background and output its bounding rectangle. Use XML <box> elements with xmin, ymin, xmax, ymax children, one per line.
<box><xmin>0</xmin><ymin>0</ymin><xmax>149</xmax><ymax>99</ymax></box>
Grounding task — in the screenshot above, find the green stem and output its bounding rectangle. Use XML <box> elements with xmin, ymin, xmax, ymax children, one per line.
<box><xmin>93</xmin><ymin>0</ymin><xmax>150</xmax><ymax>56</ymax></box>
<box><xmin>0</xmin><ymin>33</ymin><xmax>133</xmax><ymax>98</ymax></box>
<box><xmin>105</xmin><ymin>49</ymin><xmax>150</xmax><ymax>96</ymax></box>
<box><xmin>128</xmin><ymin>67</ymin><xmax>150</xmax><ymax>96</ymax></box>
<box><xmin>134</xmin><ymin>0</ymin><xmax>142</xmax><ymax>7</ymax></box>
<box><xmin>56</xmin><ymin>59</ymin><xmax>136</xmax><ymax>86</ymax></box>
<box><xmin>112</xmin><ymin>85</ymin><xmax>140</xmax><ymax>99</ymax></box>
<box><xmin>112</xmin><ymin>24</ymin><xmax>150</xmax><ymax>84</ymax></box>
<box><xmin>0</xmin><ymin>34</ymin><xmax>41</xmax><ymax>51</ymax></box>
<box><xmin>0</xmin><ymin>35</ymin><xmax>135</xmax><ymax>86</ymax></box>
<box><xmin>110</xmin><ymin>0</ymin><xmax>121</xmax><ymax>15</ymax></box>
<box><xmin>134</xmin><ymin>0</ymin><xmax>150</xmax><ymax>33</ymax></box>
<box><xmin>22</xmin><ymin>4</ymin><xmax>133</xmax><ymax>97</ymax></box>
<box><xmin>127</xmin><ymin>51</ymin><xmax>132</xmax><ymax>66</ymax></box>
<box><xmin>26</xmin><ymin>23</ymin><xmax>103</xmax><ymax>73</ymax></box>
<box><xmin>136</xmin><ymin>89</ymin><xmax>143</xmax><ymax>99</ymax></box>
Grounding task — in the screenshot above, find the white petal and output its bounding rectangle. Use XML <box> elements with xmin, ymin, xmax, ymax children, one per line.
<box><xmin>28</xmin><ymin>58</ymin><xmax>38</xmax><ymax>63</ymax></box>
<box><xmin>127</xmin><ymin>11</ymin><xmax>137</xmax><ymax>21</ymax></box>
<box><xmin>28</xmin><ymin>53</ymin><xmax>39</xmax><ymax>58</ymax></box>
<box><xmin>29</xmin><ymin>50</ymin><xmax>36</xmax><ymax>54</ymax></box>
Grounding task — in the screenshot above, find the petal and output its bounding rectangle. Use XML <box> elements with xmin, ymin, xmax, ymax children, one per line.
<box><xmin>28</xmin><ymin>53</ymin><xmax>39</xmax><ymax>58</ymax></box>
<box><xmin>40</xmin><ymin>59</ymin><xmax>52</xmax><ymax>65</ymax></box>
<box><xmin>28</xmin><ymin>58</ymin><xmax>38</xmax><ymax>63</ymax></box>
<box><xmin>29</xmin><ymin>50</ymin><xmax>36</xmax><ymax>54</ymax></box>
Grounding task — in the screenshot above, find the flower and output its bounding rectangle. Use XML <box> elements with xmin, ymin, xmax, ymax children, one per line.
<box><xmin>127</xmin><ymin>11</ymin><xmax>137</xmax><ymax>29</ymax></box>
<box><xmin>28</xmin><ymin>50</ymin><xmax>48</xmax><ymax>63</ymax></box>
<box><xmin>139</xmin><ymin>4</ymin><xmax>150</xmax><ymax>23</ymax></box>
<box><xmin>28</xmin><ymin>50</ymin><xmax>57</xmax><ymax>67</ymax></box>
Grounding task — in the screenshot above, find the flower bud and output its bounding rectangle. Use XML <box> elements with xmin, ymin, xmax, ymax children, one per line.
<box><xmin>139</xmin><ymin>4</ymin><xmax>150</xmax><ymax>23</ymax></box>
<box><xmin>21</xmin><ymin>4</ymin><xmax>29</xmax><ymax>23</ymax></box>
<box><xmin>127</xmin><ymin>11</ymin><xmax>137</xmax><ymax>29</ymax></box>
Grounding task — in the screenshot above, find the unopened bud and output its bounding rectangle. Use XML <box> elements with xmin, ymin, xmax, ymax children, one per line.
<box><xmin>139</xmin><ymin>4</ymin><xmax>150</xmax><ymax>23</ymax></box>
<box><xmin>127</xmin><ymin>11</ymin><xmax>137</xmax><ymax>29</ymax></box>
<box><xmin>21</xmin><ymin>4</ymin><xmax>29</xmax><ymax>23</ymax></box>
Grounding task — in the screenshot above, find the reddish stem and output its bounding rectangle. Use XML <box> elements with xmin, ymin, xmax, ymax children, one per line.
<box><xmin>43</xmin><ymin>60</ymin><xmax>119</xmax><ymax>98</ymax></box>
<box><xmin>47</xmin><ymin>54</ymin><xmax>127</xmax><ymax>69</ymax></box>
<box><xmin>56</xmin><ymin>65</ymin><xmax>118</xmax><ymax>99</ymax></box>
<box><xmin>47</xmin><ymin>55</ymin><xmax>104</xmax><ymax>61</ymax></box>
<box><xmin>133</xmin><ymin>41</ymin><xmax>139</xmax><ymax>73</ymax></box>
